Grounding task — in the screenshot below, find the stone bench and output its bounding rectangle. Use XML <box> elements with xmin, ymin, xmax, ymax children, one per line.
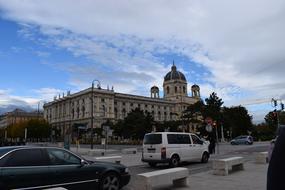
<box><xmin>94</xmin><ymin>156</ymin><xmax>122</xmax><ymax>164</ymax></box>
<box><xmin>122</xmin><ymin>148</ymin><xmax>137</xmax><ymax>154</ymax></box>
<box><xmin>136</xmin><ymin>167</ymin><xmax>189</xmax><ymax>190</ymax></box>
<box><xmin>213</xmin><ymin>156</ymin><xmax>244</xmax><ymax>176</ymax></box>
<box><xmin>255</xmin><ymin>151</ymin><xmax>268</xmax><ymax>164</ymax></box>
<box><xmin>88</xmin><ymin>149</ymin><xmax>106</xmax><ymax>156</ymax></box>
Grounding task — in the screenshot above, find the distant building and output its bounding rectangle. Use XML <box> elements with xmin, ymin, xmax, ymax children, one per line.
<box><xmin>43</xmin><ymin>63</ymin><xmax>201</xmax><ymax>135</ymax></box>
<box><xmin>0</xmin><ymin>109</ymin><xmax>43</xmax><ymax>129</ymax></box>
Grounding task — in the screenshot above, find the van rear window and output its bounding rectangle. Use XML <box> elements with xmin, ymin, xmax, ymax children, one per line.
<box><xmin>144</xmin><ymin>134</ymin><xmax>162</xmax><ymax>144</ymax></box>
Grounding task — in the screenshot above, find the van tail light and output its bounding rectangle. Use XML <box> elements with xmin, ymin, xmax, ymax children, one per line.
<box><xmin>161</xmin><ymin>147</ymin><xmax>166</xmax><ymax>159</ymax></box>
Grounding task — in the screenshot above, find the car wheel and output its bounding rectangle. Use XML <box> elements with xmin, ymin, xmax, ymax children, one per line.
<box><xmin>231</xmin><ymin>142</ymin><xmax>235</xmax><ymax>145</ymax></box>
<box><xmin>201</xmin><ymin>152</ymin><xmax>209</xmax><ymax>163</ymax></box>
<box><xmin>101</xmin><ymin>172</ymin><xmax>120</xmax><ymax>190</ymax></box>
<box><xmin>169</xmin><ymin>155</ymin><xmax>180</xmax><ymax>167</ymax></box>
<box><xmin>148</xmin><ymin>162</ymin><xmax>157</xmax><ymax>167</ymax></box>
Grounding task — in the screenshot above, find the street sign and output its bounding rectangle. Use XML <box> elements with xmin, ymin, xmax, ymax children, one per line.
<box><xmin>101</xmin><ymin>138</ymin><xmax>106</xmax><ymax>145</ymax></box>
<box><xmin>205</xmin><ymin>124</ymin><xmax>213</xmax><ymax>133</ymax></box>
<box><xmin>205</xmin><ymin>117</ymin><xmax>213</xmax><ymax>125</ymax></box>
<box><xmin>107</xmin><ymin>129</ymin><xmax>113</xmax><ymax>137</ymax></box>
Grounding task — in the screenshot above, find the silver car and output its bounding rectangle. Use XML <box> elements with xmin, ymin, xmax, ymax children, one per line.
<box><xmin>230</xmin><ymin>135</ymin><xmax>253</xmax><ymax>145</ymax></box>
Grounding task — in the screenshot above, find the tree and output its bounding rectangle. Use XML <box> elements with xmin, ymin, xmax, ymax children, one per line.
<box><xmin>182</xmin><ymin>100</ymin><xmax>205</xmax><ymax>124</ymax></box>
<box><xmin>263</xmin><ymin>110</ymin><xmax>285</xmax><ymax>136</ymax></box>
<box><xmin>264</xmin><ymin>111</ymin><xmax>278</xmax><ymax>129</ymax></box>
<box><xmin>222</xmin><ymin>106</ymin><xmax>253</xmax><ymax>138</ymax></box>
<box><xmin>113</xmin><ymin>108</ymin><xmax>154</xmax><ymax>140</ymax></box>
<box><xmin>5</xmin><ymin>119</ymin><xmax>51</xmax><ymax>141</ymax></box>
<box><xmin>7</xmin><ymin>122</ymin><xmax>26</xmax><ymax>138</ymax></box>
<box><xmin>26</xmin><ymin>119</ymin><xmax>51</xmax><ymax>140</ymax></box>
<box><xmin>204</xmin><ymin>92</ymin><xmax>224</xmax><ymax>121</ymax></box>
<box><xmin>252</xmin><ymin>123</ymin><xmax>275</xmax><ymax>141</ymax></box>
<box><xmin>156</xmin><ymin>120</ymin><xmax>181</xmax><ymax>132</ymax></box>
<box><xmin>181</xmin><ymin>100</ymin><xmax>205</xmax><ymax>132</ymax></box>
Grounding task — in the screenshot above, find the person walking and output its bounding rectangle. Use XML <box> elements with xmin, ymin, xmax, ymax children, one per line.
<box><xmin>208</xmin><ymin>133</ymin><xmax>216</xmax><ymax>154</ymax></box>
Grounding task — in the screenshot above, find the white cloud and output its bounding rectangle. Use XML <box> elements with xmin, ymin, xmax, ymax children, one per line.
<box><xmin>32</xmin><ymin>88</ymin><xmax>63</xmax><ymax>101</ymax></box>
<box><xmin>0</xmin><ymin>89</ymin><xmax>36</xmax><ymax>107</ymax></box>
<box><xmin>0</xmin><ymin>88</ymin><xmax>63</xmax><ymax>110</ymax></box>
<box><xmin>1</xmin><ymin>0</ymin><xmax>285</xmax><ymax>121</ymax></box>
<box><xmin>35</xmin><ymin>51</ymin><xmax>50</xmax><ymax>58</ymax></box>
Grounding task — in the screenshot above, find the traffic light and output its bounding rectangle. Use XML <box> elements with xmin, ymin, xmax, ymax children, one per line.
<box><xmin>281</xmin><ymin>103</ymin><xmax>284</xmax><ymax>110</ymax></box>
<box><xmin>270</xmin><ymin>110</ymin><xmax>276</xmax><ymax>117</ymax></box>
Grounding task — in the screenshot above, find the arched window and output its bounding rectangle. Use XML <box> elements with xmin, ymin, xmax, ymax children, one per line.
<box><xmin>175</xmin><ymin>86</ymin><xmax>177</xmax><ymax>93</ymax></box>
<box><xmin>76</xmin><ymin>107</ymin><xmax>79</xmax><ymax>118</ymax></box>
<box><xmin>183</xmin><ymin>86</ymin><xmax>186</xmax><ymax>94</ymax></box>
<box><xmin>122</xmin><ymin>108</ymin><xmax>126</xmax><ymax>118</ymax></box>
<box><xmin>114</xmin><ymin>108</ymin><xmax>118</xmax><ymax>118</ymax></box>
<box><xmin>81</xmin><ymin>106</ymin><xmax>85</xmax><ymax>118</ymax></box>
<box><xmin>167</xmin><ymin>86</ymin><xmax>170</xmax><ymax>94</ymax></box>
<box><xmin>101</xmin><ymin>105</ymin><xmax>105</xmax><ymax>117</ymax></box>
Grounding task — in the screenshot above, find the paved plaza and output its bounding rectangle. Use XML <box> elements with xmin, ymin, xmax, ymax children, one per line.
<box><xmin>69</xmin><ymin>142</ymin><xmax>270</xmax><ymax>190</ymax></box>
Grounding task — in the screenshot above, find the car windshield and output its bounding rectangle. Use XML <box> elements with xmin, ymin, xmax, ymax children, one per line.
<box><xmin>144</xmin><ymin>134</ymin><xmax>162</xmax><ymax>144</ymax></box>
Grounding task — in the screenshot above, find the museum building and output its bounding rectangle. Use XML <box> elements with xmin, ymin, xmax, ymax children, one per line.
<box><xmin>43</xmin><ymin>64</ymin><xmax>201</xmax><ymax>135</ymax></box>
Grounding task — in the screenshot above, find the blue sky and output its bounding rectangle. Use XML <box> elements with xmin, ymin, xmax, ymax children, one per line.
<box><xmin>1</xmin><ymin>0</ymin><xmax>285</xmax><ymax>123</ymax></box>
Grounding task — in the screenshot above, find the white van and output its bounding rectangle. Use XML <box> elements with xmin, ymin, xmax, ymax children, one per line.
<box><xmin>142</xmin><ymin>132</ymin><xmax>210</xmax><ymax>167</ymax></box>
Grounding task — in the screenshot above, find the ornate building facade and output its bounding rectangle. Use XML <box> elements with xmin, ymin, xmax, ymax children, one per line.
<box><xmin>0</xmin><ymin>109</ymin><xmax>43</xmax><ymax>129</ymax></box>
<box><xmin>43</xmin><ymin>64</ymin><xmax>201</xmax><ymax>134</ymax></box>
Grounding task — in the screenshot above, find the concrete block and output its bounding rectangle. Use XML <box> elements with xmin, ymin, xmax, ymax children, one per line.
<box><xmin>122</xmin><ymin>148</ymin><xmax>137</xmax><ymax>154</ymax></box>
<box><xmin>136</xmin><ymin>167</ymin><xmax>189</xmax><ymax>190</ymax></box>
<box><xmin>88</xmin><ymin>149</ymin><xmax>106</xmax><ymax>156</ymax></box>
<box><xmin>94</xmin><ymin>156</ymin><xmax>122</xmax><ymax>164</ymax></box>
<box><xmin>213</xmin><ymin>157</ymin><xmax>244</xmax><ymax>176</ymax></box>
<box><xmin>255</xmin><ymin>152</ymin><xmax>268</xmax><ymax>164</ymax></box>
<box><xmin>173</xmin><ymin>177</ymin><xmax>188</xmax><ymax>187</ymax></box>
<box><xmin>213</xmin><ymin>169</ymin><xmax>228</xmax><ymax>176</ymax></box>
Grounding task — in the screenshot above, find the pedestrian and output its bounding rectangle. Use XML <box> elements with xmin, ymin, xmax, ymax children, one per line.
<box><xmin>209</xmin><ymin>136</ymin><xmax>216</xmax><ymax>154</ymax></box>
<box><xmin>267</xmin><ymin>127</ymin><xmax>285</xmax><ymax>190</ymax></box>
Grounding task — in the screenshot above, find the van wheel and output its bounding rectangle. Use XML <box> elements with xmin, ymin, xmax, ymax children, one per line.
<box><xmin>169</xmin><ymin>155</ymin><xmax>180</xmax><ymax>167</ymax></box>
<box><xmin>201</xmin><ymin>152</ymin><xmax>209</xmax><ymax>163</ymax></box>
<box><xmin>148</xmin><ymin>163</ymin><xmax>157</xmax><ymax>167</ymax></box>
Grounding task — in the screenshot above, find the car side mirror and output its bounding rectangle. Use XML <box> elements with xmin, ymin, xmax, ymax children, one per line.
<box><xmin>80</xmin><ymin>160</ymin><xmax>88</xmax><ymax>167</ymax></box>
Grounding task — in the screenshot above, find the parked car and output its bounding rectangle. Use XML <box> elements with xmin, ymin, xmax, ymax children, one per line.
<box><xmin>0</xmin><ymin>146</ymin><xmax>130</xmax><ymax>190</ymax></box>
<box><xmin>230</xmin><ymin>135</ymin><xmax>253</xmax><ymax>145</ymax></box>
<box><xmin>141</xmin><ymin>132</ymin><xmax>210</xmax><ymax>167</ymax></box>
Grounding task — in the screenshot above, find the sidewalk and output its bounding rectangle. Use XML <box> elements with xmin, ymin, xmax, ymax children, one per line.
<box><xmin>71</xmin><ymin>146</ymin><xmax>268</xmax><ymax>190</ymax></box>
<box><xmin>126</xmin><ymin>162</ymin><xmax>268</xmax><ymax>190</ymax></box>
<box><xmin>186</xmin><ymin>162</ymin><xmax>267</xmax><ymax>190</ymax></box>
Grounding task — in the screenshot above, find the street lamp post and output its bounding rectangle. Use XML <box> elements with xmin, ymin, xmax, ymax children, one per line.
<box><xmin>91</xmin><ymin>80</ymin><xmax>101</xmax><ymax>149</ymax></box>
<box><xmin>37</xmin><ymin>101</ymin><xmax>42</xmax><ymax>119</ymax></box>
